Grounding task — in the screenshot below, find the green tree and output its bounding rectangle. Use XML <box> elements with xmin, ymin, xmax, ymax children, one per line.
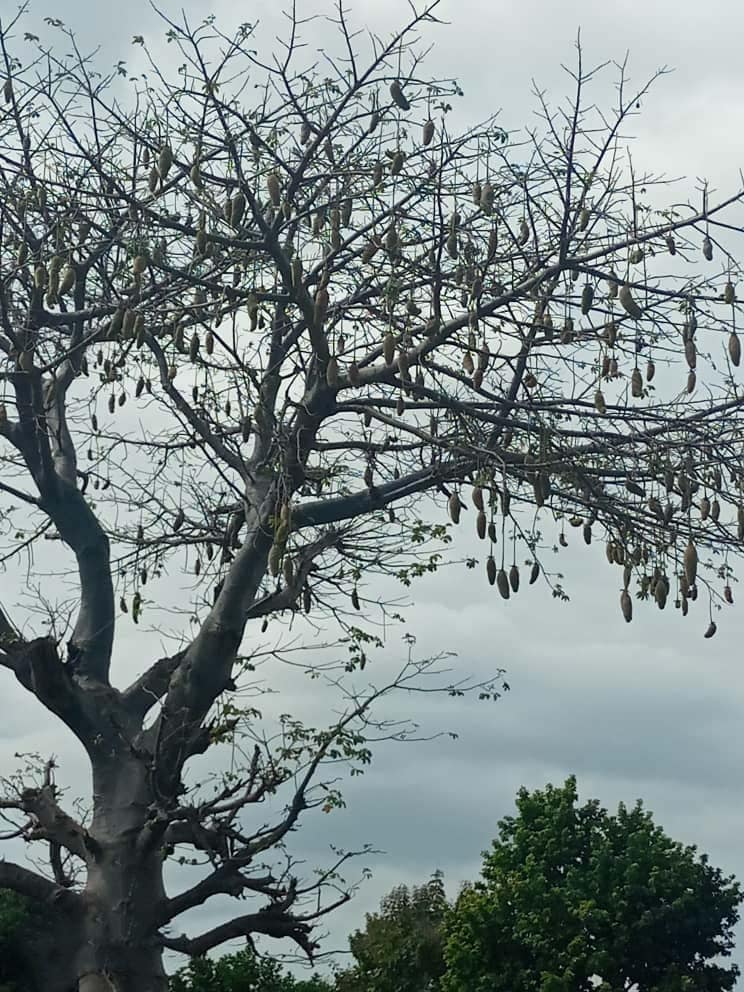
<box><xmin>336</xmin><ymin>872</ymin><xmax>449</xmax><ymax>992</ymax></box>
<box><xmin>442</xmin><ymin>777</ymin><xmax>742</xmax><ymax>992</ymax></box>
<box><xmin>0</xmin><ymin>887</ymin><xmax>74</xmax><ymax>992</ymax></box>
<box><xmin>0</xmin><ymin>888</ymin><xmax>31</xmax><ymax>992</ymax></box>
<box><xmin>169</xmin><ymin>947</ymin><xmax>332</xmax><ymax>992</ymax></box>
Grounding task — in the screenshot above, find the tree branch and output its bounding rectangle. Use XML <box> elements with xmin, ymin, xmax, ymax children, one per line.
<box><xmin>121</xmin><ymin>649</ymin><xmax>187</xmax><ymax>723</ymax></box>
<box><xmin>4</xmin><ymin>636</ymin><xmax>107</xmax><ymax>750</ymax></box>
<box><xmin>159</xmin><ymin>907</ymin><xmax>317</xmax><ymax>959</ymax></box>
<box><xmin>19</xmin><ymin>784</ymin><xmax>91</xmax><ymax>859</ymax></box>
<box><xmin>154</xmin><ymin>866</ymin><xmax>279</xmax><ymax>926</ymax></box>
<box><xmin>292</xmin><ymin>467</ymin><xmax>440</xmax><ymax>528</ymax></box>
<box><xmin>0</xmin><ymin>858</ymin><xmax>80</xmax><ymax>908</ymax></box>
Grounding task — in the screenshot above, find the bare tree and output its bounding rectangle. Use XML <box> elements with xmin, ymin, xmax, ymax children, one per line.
<box><xmin>1</xmin><ymin>0</ymin><xmax>744</xmax><ymax>988</ymax></box>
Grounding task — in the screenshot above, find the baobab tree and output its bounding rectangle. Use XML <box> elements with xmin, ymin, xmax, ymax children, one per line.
<box><xmin>1</xmin><ymin>0</ymin><xmax>744</xmax><ymax>989</ymax></box>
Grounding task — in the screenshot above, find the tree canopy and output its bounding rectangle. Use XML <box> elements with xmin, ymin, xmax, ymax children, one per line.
<box><xmin>0</xmin><ymin>886</ymin><xmax>74</xmax><ymax>992</ymax></box>
<box><xmin>335</xmin><ymin>873</ymin><xmax>448</xmax><ymax>992</ymax></box>
<box><xmin>441</xmin><ymin>777</ymin><xmax>742</xmax><ymax>992</ymax></box>
<box><xmin>169</xmin><ymin>947</ymin><xmax>332</xmax><ymax>992</ymax></box>
<box><xmin>1</xmin><ymin>0</ymin><xmax>744</xmax><ymax>988</ymax></box>
<box><xmin>1</xmin><ymin>774</ymin><xmax>741</xmax><ymax>992</ymax></box>
<box><xmin>0</xmin><ymin>888</ymin><xmax>35</xmax><ymax>992</ymax></box>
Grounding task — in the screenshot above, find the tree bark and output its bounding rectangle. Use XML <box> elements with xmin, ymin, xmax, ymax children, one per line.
<box><xmin>72</xmin><ymin>749</ymin><xmax>168</xmax><ymax>992</ymax></box>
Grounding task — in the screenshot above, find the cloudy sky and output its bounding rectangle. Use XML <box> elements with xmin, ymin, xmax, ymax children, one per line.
<box><xmin>3</xmin><ymin>0</ymin><xmax>744</xmax><ymax>981</ymax></box>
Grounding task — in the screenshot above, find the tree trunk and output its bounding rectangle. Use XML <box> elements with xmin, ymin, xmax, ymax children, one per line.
<box><xmin>19</xmin><ymin>915</ymin><xmax>81</xmax><ymax>992</ymax></box>
<box><xmin>74</xmin><ymin>752</ymin><xmax>169</xmax><ymax>992</ymax></box>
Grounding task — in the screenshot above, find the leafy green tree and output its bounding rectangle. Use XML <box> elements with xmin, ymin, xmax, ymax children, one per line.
<box><xmin>0</xmin><ymin>888</ymin><xmax>32</xmax><ymax>992</ymax></box>
<box><xmin>169</xmin><ymin>947</ymin><xmax>332</xmax><ymax>992</ymax></box>
<box><xmin>442</xmin><ymin>777</ymin><xmax>742</xmax><ymax>992</ymax></box>
<box><xmin>336</xmin><ymin>872</ymin><xmax>449</xmax><ymax>992</ymax></box>
<box><xmin>0</xmin><ymin>887</ymin><xmax>74</xmax><ymax>992</ymax></box>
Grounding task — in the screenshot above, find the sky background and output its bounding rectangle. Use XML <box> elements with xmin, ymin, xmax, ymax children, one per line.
<box><xmin>3</xmin><ymin>0</ymin><xmax>744</xmax><ymax>981</ymax></box>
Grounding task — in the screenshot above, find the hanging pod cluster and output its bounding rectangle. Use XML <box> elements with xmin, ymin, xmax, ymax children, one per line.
<box><xmin>682</xmin><ymin>310</ymin><xmax>698</xmax><ymax>393</ymax></box>
<box><xmin>489</xmin><ymin>562</ymin><xmax>522</xmax><ymax>600</ymax></box>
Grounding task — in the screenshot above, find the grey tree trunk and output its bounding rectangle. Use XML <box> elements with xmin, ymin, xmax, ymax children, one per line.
<box><xmin>75</xmin><ymin>858</ymin><xmax>168</xmax><ymax>992</ymax></box>
<box><xmin>74</xmin><ymin>755</ymin><xmax>169</xmax><ymax>992</ymax></box>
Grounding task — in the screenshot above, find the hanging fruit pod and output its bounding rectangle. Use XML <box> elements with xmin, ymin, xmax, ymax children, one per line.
<box><xmin>230</xmin><ymin>192</ymin><xmax>246</xmax><ymax>228</ymax></box>
<box><xmin>619</xmin><ymin>284</ymin><xmax>642</xmax><ymax>319</ymax></box>
<box><xmin>509</xmin><ymin>564</ymin><xmax>520</xmax><ymax>593</ymax></box>
<box><xmin>448</xmin><ymin>493</ymin><xmax>461</xmax><ymax>524</ymax></box>
<box><xmin>59</xmin><ymin>263</ymin><xmax>76</xmax><ymax>295</ymax></box>
<box><xmin>480</xmin><ymin>183</ymin><xmax>494</xmax><ymax>215</ymax></box>
<box><xmin>157</xmin><ymin>144</ymin><xmax>173</xmax><ymax>179</ymax></box>
<box><xmin>683</xmin><ymin>540</ymin><xmax>698</xmax><ymax>585</ymax></box>
<box><xmin>383</xmin><ymin>331</ymin><xmax>395</xmax><ymax>366</ymax></box>
<box><xmin>496</xmin><ymin>568</ymin><xmax>510</xmax><ymax>599</ymax></box>
<box><xmin>581</xmin><ymin>284</ymin><xmax>593</xmax><ymax>316</ymax></box>
<box><xmin>620</xmin><ymin>589</ymin><xmax>633</xmax><ymax>622</ymax></box>
<box><xmin>266</xmin><ymin>173</ymin><xmax>281</xmax><ymax>206</ymax></box>
<box><xmin>389</xmin><ymin>80</ymin><xmax>410</xmax><ymax>111</ymax></box>
<box><xmin>728</xmin><ymin>331</ymin><xmax>741</xmax><ymax>367</ymax></box>
<box><xmin>390</xmin><ymin>151</ymin><xmax>404</xmax><ymax>176</ymax></box>
<box><xmin>631</xmin><ymin>367</ymin><xmax>643</xmax><ymax>398</ymax></box>
<box><xmin>684</xmin><ymin>338</ymin><xmax>696</xmax><ymax>370</ymax></box>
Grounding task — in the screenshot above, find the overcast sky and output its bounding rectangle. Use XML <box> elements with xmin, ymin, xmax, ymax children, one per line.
<box><xmin>3</xmin><ymin>0</ymin><xmax>744</xmax><ymax>981</ymax></box>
